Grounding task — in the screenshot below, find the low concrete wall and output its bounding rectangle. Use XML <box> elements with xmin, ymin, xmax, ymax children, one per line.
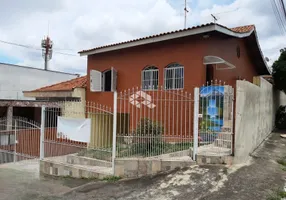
<box><xmin>67</xmin><ymin>155</ymin><xmax>112</xmax><ymax>167</ymax></box>
<box><xmin>40</xmin><ymin>159</ymin><xmax>111</xmax><ymax>179</ymax></box>
<box><xmin>114</xmin><ymin>157</ymin><xmax>195</xmax><ymax>178</ymax></box>
<box><xmin>234</xmin><ymin>77</ymin><xmax>286</xmax><ymax>163</ymax></box>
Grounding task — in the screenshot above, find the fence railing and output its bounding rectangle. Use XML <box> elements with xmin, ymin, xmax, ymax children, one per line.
<box><xmin>43</xmin><ymin>101</ymin><xmax>113</xmax><ymax>162</ymax></box>
<box><xmin>115</xmin><ymin>86</ymin><xmax>195</xmax><ymax>158</ymax></box>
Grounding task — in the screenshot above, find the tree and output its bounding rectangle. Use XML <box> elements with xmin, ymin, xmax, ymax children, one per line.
<box><xmin>272</xmin><ymin>51</ymin><xmax>286</xmax><ymax>93</ymax></box>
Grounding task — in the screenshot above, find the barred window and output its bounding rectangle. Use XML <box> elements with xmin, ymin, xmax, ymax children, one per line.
<box><xmin>142</xmin><ymin>66</ymin><xmax>159</xmax><ymax>90</ymax></box>
<box><xmin>164</xmin><ymin>63</ymin><xmax>184</xmax><ymax>90</ymax></box>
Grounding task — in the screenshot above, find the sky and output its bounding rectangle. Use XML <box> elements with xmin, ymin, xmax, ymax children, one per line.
<box><xmin>0</xmin><ymin>0</ymin><xmax>284</xmax><ymax>75</ymax></box>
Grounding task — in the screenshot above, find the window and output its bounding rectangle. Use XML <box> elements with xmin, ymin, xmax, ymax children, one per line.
<box><xmin>0</xmin><ymin>134</ymin><xmax>15</xmax><ymax>145</ymax></box>
<box><xmin>142</xmin><ymin>66</ymin><xmax>159</xmax><ymax>90</ymax></box>
<box><xmin>164</xmin><ymin>63</ymin><xmax>184</xmax><ymax>90</ymax></box>
<box><xmin>90</xmin><ymin>67</ymin><xmax>117</xmax><ymax>92</ymax></box>
<box><xmin>103</xmin><ymin>70</ymin><xmax>112</xmax><ymax>91</ymax></box>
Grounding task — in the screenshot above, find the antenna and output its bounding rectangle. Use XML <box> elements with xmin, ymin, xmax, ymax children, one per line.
<box><xmin>41</xmin><ymin>36</ymin><xmax>53</xmax><ymax>70</ymax></box>
<box><xmin>184</xmin><ymin>0</ymin><xmax>189</xmax><ymax>29</ymax></box>
<box><xmin>211</xmin><ymin>14</ymin><xmax>218</xmax><ymax>23</ymax></box>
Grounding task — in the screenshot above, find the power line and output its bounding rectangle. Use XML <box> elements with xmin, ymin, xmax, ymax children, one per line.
<box><xmin>270</xmin><ymin>0</ymin><xmax>286</xmax><ymax>35</ymax></box>
<box><xmin>279</xmin><ymin>0</ymin><xmax>286</xmax><ymax>20</ymax></box>
<box><xmin>0</xmin><ymin>39</ymin><xmax>80</xmax><ymax>57</ymax></box>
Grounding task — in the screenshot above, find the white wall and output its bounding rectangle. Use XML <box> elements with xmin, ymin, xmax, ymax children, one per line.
<box><xmin>0</xmin><ymin>63</ymin><xmax>78</xmax><ymax>100</ymax></box>
<box><xmin>234</xmin><ymin>77</ymin><xmax>286</xmax><ymax>163</ymax></box>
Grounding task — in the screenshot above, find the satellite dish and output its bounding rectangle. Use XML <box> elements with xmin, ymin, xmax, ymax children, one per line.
<box><xmin>265</xmin><ymin>57</ymin><xmax>270</xmax><ymax>62</ymax></box>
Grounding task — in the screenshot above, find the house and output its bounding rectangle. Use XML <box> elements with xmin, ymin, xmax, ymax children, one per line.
<box><xmin>79</xmin><ymin>23</ymin><xmax>270</xmax><ymax>107</ymax></box>
<box><xmin>23</xmin><ymin>75</ymin><xmax>87</xmax><ymax>119</ymax></box>
<box><xmin>23</xmin><ymin>75</ymin><xmax>87</xmax><ymax>102</ymax></box>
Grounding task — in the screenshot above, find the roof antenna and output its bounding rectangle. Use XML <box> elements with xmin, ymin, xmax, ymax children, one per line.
<box><xmin>184</xmin><ymin>0</ymin><xmax>189</xmax><ymax>29</ymax></box>
<box><xmin>211</xmin><ymin>14</ymin><xmax>218</xmax><ymax>23</ymax></box>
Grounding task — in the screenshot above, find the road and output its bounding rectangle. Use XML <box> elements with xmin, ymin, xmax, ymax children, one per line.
<box><xmin>0</xmin><ymin>131</ymin><xmax>285</xmax><ymax>200</ymax></box>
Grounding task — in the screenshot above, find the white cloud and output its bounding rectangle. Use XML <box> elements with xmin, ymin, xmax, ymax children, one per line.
<box><xmin>0</xmin><ymin>0</ymin><xmax>284</xmax><ymax>74</ymax></box>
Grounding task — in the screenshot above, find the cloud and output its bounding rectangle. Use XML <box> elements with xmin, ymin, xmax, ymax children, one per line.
<box><xmin>0</xmin><ymin>0</ymin><xmax>284</xmax><ymax>74</ymax></box>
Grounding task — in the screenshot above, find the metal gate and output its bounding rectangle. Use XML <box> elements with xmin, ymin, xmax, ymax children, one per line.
<box><xmin>115</xmin><ymin>86</ymin><xmax>196</xmax><ymax>159</ymax></box>
<box><xmin>42</xmin><ymin>101</ymin><xmax>113</xmax><ymax>162</ymax></box>
<box><xmin>0</xmin><ymin>116</ymin><xmax>41</xmax><ymax>164</ymax></box>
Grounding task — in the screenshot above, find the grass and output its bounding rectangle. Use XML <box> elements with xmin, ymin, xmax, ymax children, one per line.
<box><xmin>78</xmin><ymin>149</ymin><xmax>112</xmax><ymax>160</ymax></box>
<box><xmin>102</xmin><ymin>176</ymin><xmax>121</xmax><ymax>182</ymax></box>
<box><xmin>267</xmin><ymin>188</ymin><xmax>286</xmax><ymax>200</ymax></box>
<box><xmin>277</xmin><ymin>159</ymin><xmax>286</xmax><ymax>167</ymax></box>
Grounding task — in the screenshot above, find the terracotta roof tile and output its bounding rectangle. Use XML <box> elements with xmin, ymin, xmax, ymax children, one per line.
<box><xmin>79</xmin><ymin>23</ymin><xmax>255</xmax><ymax>54</ymax></box>
<box><xmin>230</xmin><ymin>25</ymin><xmax>255</xmax><ymax>33</ymax></box>
<box><xmin>28</xmin><ymin>76</ymin><xmax>87</xmax><ymax>92</ymax></box>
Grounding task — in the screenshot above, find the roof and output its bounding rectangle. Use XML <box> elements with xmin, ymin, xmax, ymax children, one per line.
<box><xmin>79</xmin><ymin>23</ymin><xmax>255</xmax><ymax>55</ymax></box>
<box><xmin>230</xmin><ymin>25</ymin><xmax>255</xmax><ymax>33</ymax></box>
<box><xmin>78</xmin><ymin>22</ymin><xmax>270</xmax><ymax>75</ymax></box>
<box><xmin>0</xmin><ymin>62</ymin><xmax>79</xmax><ymax>76</ymax></box>
<box><xmin>26</xmin><ymin>76</ymin><xmax>87</xmax><ymax>92</ymax></box>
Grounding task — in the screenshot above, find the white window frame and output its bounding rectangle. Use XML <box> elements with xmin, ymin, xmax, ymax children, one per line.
<box><xmin>90</xmin><ymin>68</ymin><xmax>117</xmax><ymax>92</ymax></box>
<box><xmin>164</xmin><ymin>63</ymin><xmax>184</xmax><ymax>90</ymax></box>
<box><xmin>141</xmin><ymin>66</ymin><xmax>159</xmax><ymax>91</ymax></box>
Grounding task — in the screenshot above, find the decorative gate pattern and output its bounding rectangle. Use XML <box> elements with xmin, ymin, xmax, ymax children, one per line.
<box><xmin>115</xmin><ymin>86</ymin><xmax>195</xmax><ymax>158</ymax></box>
<box><xmin>0</xmin><ymin>116</ymin><xmax>40</xmax><ymax>164</ymax></box>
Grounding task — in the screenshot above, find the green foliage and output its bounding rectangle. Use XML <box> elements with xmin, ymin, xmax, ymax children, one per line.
<box><xmin>132</xmin><ymin>118</ymin><xmax>164</xmax><ymax>156</ymax></box>
<box><xmin>136</xmin><ymin>118</ymin><xmax>164</xmax><ymax>136</ymax></box>
<box><xmin>77</xmin><ymin>149</ymin><xmax>112</xmax><ymax>160</ymax></box>
<box><xmin>272</xmin><ymin>51</ymin><xmax>286</xmax><ymax>93</ymax></box>
<box><xmin>277</xmin><ymin>159</ymin><xmax>286</xmax><ymax>167</ymax></box>
<box><xmin>275</xmin><ymin>106</ymin><xmax>286</xmax><ymax>129</ymax></box>
<box><xmin>267</xmin><ymin>188</ymin><xmax>286</xmax><ymax>200</ymax></box>
<box><xmin>102</xmin><ymin>176</ymin><xmax>121</xmax><ymax>182</ymax></box>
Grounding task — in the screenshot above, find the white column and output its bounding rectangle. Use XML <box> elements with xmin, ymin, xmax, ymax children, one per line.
<box><xmin>193</xmin><ymin>87</ymin><xmax>200</xmax><ymax>160</ymax></box>
<box><xmin>6</xmin><ymin>106</ymin><xmax>13</xmax><ymax>130</ymax></box>
<box><xmin>112</xmin><ymin>91</ymin><xmax>118</xmax><ymax>175</ymax></box>
<box><xmin>40</xmin><ymin>106</ymin><xmax>46</xmax><ymax>160</ymax></box>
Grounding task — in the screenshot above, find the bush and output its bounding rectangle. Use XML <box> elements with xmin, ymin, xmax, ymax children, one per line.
<box><xmin>133</xmin><ymin>118</ymin><xmax>164</xmax><ymax>156</ymax></box>
<box><xmin>275</xmin><ymin>106</ymin><xmax>286</xmax><ymax>129</ymax></box>
<box><xmin>272</xmin><ymin>51</ymin><xmax>286</xmax><ymax>93</ymax></box>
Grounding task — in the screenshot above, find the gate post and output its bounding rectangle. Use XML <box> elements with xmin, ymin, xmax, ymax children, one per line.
<box><xmin>112</xmin><ymin>91</ymin><xmax>117</xmax><ymax>175</ymax></box>
<box><xmin>13</xmin><ymin>120</ymin><xmax>17</xmax><ymax>163</ymax></box>
<box><xmin>193</xmin><ymin>87</ymin><xmax>199</xmax><ymax>161</ymax></box>
<box><xmin>40</xmin><ymin>106</ymin><xmax>46</xmax><ymax>160</ymax></box>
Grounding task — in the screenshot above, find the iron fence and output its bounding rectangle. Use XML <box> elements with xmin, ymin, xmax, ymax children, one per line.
<box><xmin>115</xmin><ymin>86</ymin><xmax>195</xmax><ymax>158</ymax></box>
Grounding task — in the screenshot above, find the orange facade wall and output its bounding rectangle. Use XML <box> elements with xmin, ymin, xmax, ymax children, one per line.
<box><xmin>86</xmin><ymin>34</ymin><xmax>259</xmax><ymax>106</ymax></box>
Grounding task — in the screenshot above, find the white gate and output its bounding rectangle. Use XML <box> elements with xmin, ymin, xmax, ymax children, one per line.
<box><xmin>115</xmin><ymin>86</ymin><xmax>196</xmax><ymax>159</ymax></box>
<box><xmin>0</xmin><ymin>116</ymin><xmax>41</xmax><ymax>164</ymax></box>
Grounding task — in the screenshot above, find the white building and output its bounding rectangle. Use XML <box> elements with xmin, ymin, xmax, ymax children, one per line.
<box><xmin>0</xmin><ymin>62</ymin><xmax>79</xmax><ymax>100</ymax></box>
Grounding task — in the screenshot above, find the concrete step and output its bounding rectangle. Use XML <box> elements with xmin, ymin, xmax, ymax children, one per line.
<box><xmin>40</xmin><ymin>158</ymin><xmax>112</xmax><ymax>179</ymax></box>
<box><xmin>67</xmin><ymin>155</ymin><xmax>112</xmax><ymax>168</ymax></box>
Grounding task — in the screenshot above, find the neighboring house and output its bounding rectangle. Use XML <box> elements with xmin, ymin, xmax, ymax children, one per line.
<box><xmin>23</xmin><ymin>75</ymin><xmax>87</xmax><ymax>118</ymax></box>
<box><xmin>23</xmin><ymin>75</ymin><xmax>87</xmax><ymax>102</ymax></box>
<box><xmin>79</xmin><ymin>23</ymin><xmax>270</xmax><ymax>106</ymax></box>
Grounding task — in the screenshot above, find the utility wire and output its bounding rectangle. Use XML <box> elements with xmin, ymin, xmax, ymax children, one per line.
<box><xmin>279</xmin><ymin>0</ymin><xmax>286</xmax><ymax>20</ymax></box>
<box><xmin>270</xmin><ymin>0</ymin><xmax>286</xmax><ymax>35</ymax></box>
<box><xmin>0</xmin><ymin>39</ymin><xmax>80</xmax><ymax>57</ymax></box>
